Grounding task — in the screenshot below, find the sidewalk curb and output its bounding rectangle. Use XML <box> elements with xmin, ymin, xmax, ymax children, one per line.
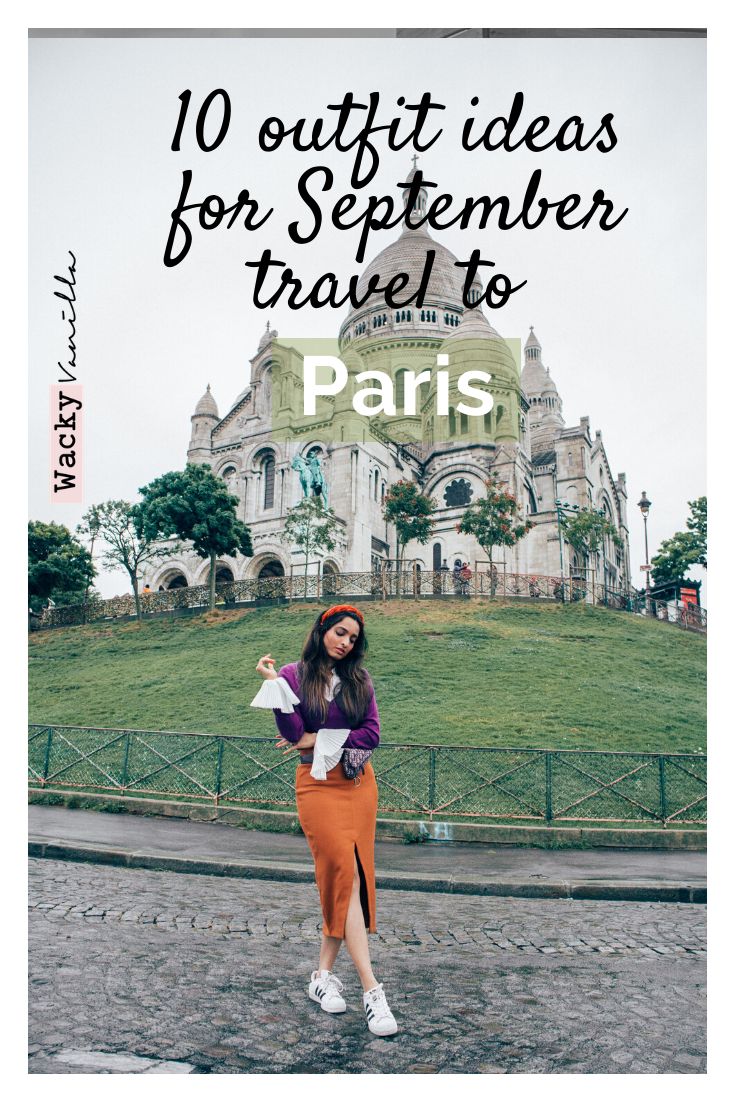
<box><xmin>28</xmin><ymin>839</ymin><xmax>706</xmax><ymax>904</ymax></box>
<box><xmin>27</xmin><ymin>789</ymin><xmax>707</xmax><ymax>850</ymax></box>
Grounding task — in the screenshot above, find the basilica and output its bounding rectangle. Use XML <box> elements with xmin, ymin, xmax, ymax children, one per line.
<box><xmin>145</xmin><ymin>169</ymin><xmax>631</xmax><ymax>594</ymax></box>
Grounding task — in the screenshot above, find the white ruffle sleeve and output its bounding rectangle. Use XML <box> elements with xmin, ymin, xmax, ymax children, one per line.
<box><xmin>311</xmin><ymin>728</ymin><xmax>351</xmax><ymax>780</ymax></box>
<box><xmin>249</xmin><ymin>677</ymin><xmax>301</xmax><ymax>713</ymax></box>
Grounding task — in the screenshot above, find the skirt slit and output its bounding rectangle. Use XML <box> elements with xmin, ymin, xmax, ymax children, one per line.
<box><xmin>354</xmin><ymin>843</ymin><xmax>371</xmax><ymax>931</ymax></box>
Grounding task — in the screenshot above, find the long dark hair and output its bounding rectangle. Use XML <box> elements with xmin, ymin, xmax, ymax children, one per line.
<box><xmin>298</xmin><ymin>610</ymin><xmax>370</xmax><ymax>727</ymax></box>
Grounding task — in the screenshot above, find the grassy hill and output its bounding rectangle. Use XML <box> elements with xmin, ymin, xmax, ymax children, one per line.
<box><xmin>28</xmin><ymin>599</ymin><xmax>706</xmax><ymax>754</ymax></box>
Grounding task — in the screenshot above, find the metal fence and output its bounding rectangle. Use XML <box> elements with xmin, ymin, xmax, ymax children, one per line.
<box><xmin>28</xmin><ymin>725</ymin><xmax>706</xmax><ymax>825</ymax></box>
<box><xmin>31</xmin><ymin>570</ymin><xmax>707</xmax><ymax>634</ymax></box>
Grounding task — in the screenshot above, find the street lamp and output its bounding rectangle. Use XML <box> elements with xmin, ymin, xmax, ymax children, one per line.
<box><xmin>637</xmin><ymin>491</ymin><xmax>652</xmax><ymax>615</ymax></box>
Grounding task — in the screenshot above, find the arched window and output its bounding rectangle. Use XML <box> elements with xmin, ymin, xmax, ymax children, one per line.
<box><xmin>164</xmin><ymin>573</ymin><xmax>188</xmax><ymax>590</ymax></box>
<box><xmin>460</xmin><ymin>412</ymin><xmax>469</xmax><ymax>434</ymax></box>
<box><xmin>433</xmin><ymin>542</ymin><xmax>442</xmax><ymax>571</ymax></box>
<box><xmin>484</xmin><ymin>411</ymin><xmax>493</xmax><ymax>436</ymax></box>
<box><xmin>396</xmin><ymin>369</ymin><xmax>407</xmax><ymax>410</ymax></box>
<box><xmin>374</xmin><ymin>470</ymin><xmax>379</xmax><ymax>500</ymax></box>
<box><xmin>258</xmin><ymin>559</ymin><xmax>284</xmax><ymax>579</ymax></box>
<box><xmin>415</xmin><ymin>379</ymin><xmax>428</xmax><ymax>412</ymax></box>
<box><xmin>261</xmin><ymin>453</ymin><xmax>275</xmax><ymax>510</ymax></box>
<box><xmin>221</xmin><ymin>465</ymin><xmax>238</xmax><ymax>491</ymax></box>
<box><xmin>448</xmin><ymin>407</ymin><xmax>456</xmax><ymax>436</ymax></box>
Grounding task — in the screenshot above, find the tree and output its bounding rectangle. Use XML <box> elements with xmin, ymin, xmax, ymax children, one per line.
<box><xmin>651</xmin><ymin>498</ymin><xmax>707</xmax><ymax>585</ymax></box>
<box><xmin>456</xmin><ymin>476</ymin><xmax>533</xmax><ymax>591</ymax></box>
<box><xmin>561</xmin><ymin>508</ymin><xmax>622</xmax><ymax>569</ymax></box>
<box><xmin>135</xmin><ymin>464</ymin><xmax>253</xmax><ymax>611</ymax></box>
<box><xmin>78</xmin><ymin>501</ymin><xmax>176</xmax><ymax>622</ymax></box>
<box><xmin>382</xmin><ymin>480</ymin><xmax>436</xmax><ymax>573</ymax></box>
<box><xmin>686</xmin><ymin>496</ymin><xmax>707</xmax><ymax>568</ymax></box>
<box><xmin>28</xmin><ymin>521</ymin><xmax>94</xmax><ymax>611</ymax></box>
<box><xmin>283</xmin><ymin>497</ymin><xmax>342</xmax><ymax>598</ymax></box>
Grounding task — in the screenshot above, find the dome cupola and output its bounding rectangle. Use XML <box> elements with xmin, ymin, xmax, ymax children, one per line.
<box><xmin>338</xmin><ymin>162</ymin><xmax>466</xmax><ymax>348</ymax></box>
<box><xmin>188</xmin><ymin>384</ymin><xmax>219</xmax><ymax>461</ymax></box>
<box><xmin>193</xmin><ymin>383</ymin><xmax>219</xmax><ymax>419</ymax></box>
<box><xmin>258</xmin><ymin>320</ymin><xmax>278</xmax><ymax>352</ymax></box>
<box><xmin>402</xmin><ymin>156</ymin><xmax>429</xmax><ymax>226</ymax></box>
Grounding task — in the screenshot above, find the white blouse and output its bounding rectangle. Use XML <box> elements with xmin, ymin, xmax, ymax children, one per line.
<box><xmin>250</xmin><ymin>670</ymin><xmax>350</xmax><ymax>781</ymax></box>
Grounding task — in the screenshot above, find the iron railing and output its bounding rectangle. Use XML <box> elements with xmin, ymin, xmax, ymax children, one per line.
<box><xmin>28</xmin><ymin>724</ymin><xmax>706</xmax><ymax>825</ymax></box>
<box><xmin>30</xmin><ymin>570</ymin><xmax>707</xmax><ymax>634</ymax></box>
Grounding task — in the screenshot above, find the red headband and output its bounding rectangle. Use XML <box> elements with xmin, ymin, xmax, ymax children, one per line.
<box><xmin>321</xmin><ymin>604</ymin><xmax>364</xmax><ymax>625</ymax></box>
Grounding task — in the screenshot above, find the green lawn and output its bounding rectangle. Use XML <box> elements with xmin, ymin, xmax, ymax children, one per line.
<box><xmin>28</xmin><ymin>599</ymin><xmax>706</xmax><ymax>754</ymax></box>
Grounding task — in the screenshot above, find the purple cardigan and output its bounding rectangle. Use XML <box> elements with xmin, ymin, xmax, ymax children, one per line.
<box><xmin>273</xmin><ymin>662</ymin><xmax>380</xmax><ymax>750</ymax></box>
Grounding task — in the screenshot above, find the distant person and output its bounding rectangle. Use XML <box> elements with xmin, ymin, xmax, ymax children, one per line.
<box><xmin>452</xmin><ymin>560</ymin><xmax>462</xmax><ymax>596</ymax></box>
<box><xmin>251</xmin><ymin>604</ymin><xmax>397</xmax><ymax>1037</ymax></box>
<box><xmin>142</xmin><ymin>584</ymin><xmax>152</xmax><ymax>594</ymax></box>
<box><xmin>460</xmin><ymin>562</ymin><xmax>472</xmax><ymax>596</ymax></box>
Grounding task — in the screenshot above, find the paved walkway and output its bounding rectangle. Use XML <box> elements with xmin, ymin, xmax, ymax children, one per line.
<box><xmin>28</xmin><ymin>855</ymin><xmax>706</xmax><ymax>1074</ymax></box>
<box><xmin>28</xmin><ymin>806</ymin><xmax>706</xmax><ymax>903</ymax></box>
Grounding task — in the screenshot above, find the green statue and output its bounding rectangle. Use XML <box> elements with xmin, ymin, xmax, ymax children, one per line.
<box><xmin>308</xmin><ymin>454</ymin><xmax>328</xmax><ymax>507</ymax></box>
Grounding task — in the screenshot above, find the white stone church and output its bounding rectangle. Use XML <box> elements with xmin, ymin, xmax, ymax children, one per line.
<box><xmin>145</xmin><ymin>170</ymin><xmax>631</xmax><ymax>594</ymax></box>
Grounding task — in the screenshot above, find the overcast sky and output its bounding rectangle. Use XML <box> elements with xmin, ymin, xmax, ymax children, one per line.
<box><xmin>29</xmin><ymin>33</ymin><xmax>706</xmax><ymax>599</ymax></box>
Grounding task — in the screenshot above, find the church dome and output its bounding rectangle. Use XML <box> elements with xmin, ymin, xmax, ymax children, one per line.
<box><xmin>193</xmin><ymin>384</ymin><xmax>219</xmax><ymax>419</ymax></box>
<box><xmin>351</xmin><ymin>227</ymin><xmax>464</xmax><ymax>317</ymax></box>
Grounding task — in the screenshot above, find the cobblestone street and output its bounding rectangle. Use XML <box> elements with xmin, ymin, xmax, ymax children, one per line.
<box><xmin>28</xmin><ymin>857</ymin><xmax>706</xmax><ymax>1074</ymax></box>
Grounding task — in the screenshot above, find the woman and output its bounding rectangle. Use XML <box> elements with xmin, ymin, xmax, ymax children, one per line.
<box><xmin>251</xmin><ymin>604</ymin><xmax>398</xmax><ymax>1037</ymax></box>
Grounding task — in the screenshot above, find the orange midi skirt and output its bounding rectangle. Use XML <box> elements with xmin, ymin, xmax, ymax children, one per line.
<box><xmin>295</xmin><ymin>759</ymin><xmax>378</xmax><ymax>938</ymax></box>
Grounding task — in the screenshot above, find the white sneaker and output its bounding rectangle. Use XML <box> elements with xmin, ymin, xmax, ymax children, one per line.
<box><xmin>363</xmin><ymin>983</ymin><xmax>398</xmax><ymax>1036</ymax></box>
<box><xmin>309</xmin><ymin>970</ymin><xmax>346</xmax><ymax>1014</ymax></box>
